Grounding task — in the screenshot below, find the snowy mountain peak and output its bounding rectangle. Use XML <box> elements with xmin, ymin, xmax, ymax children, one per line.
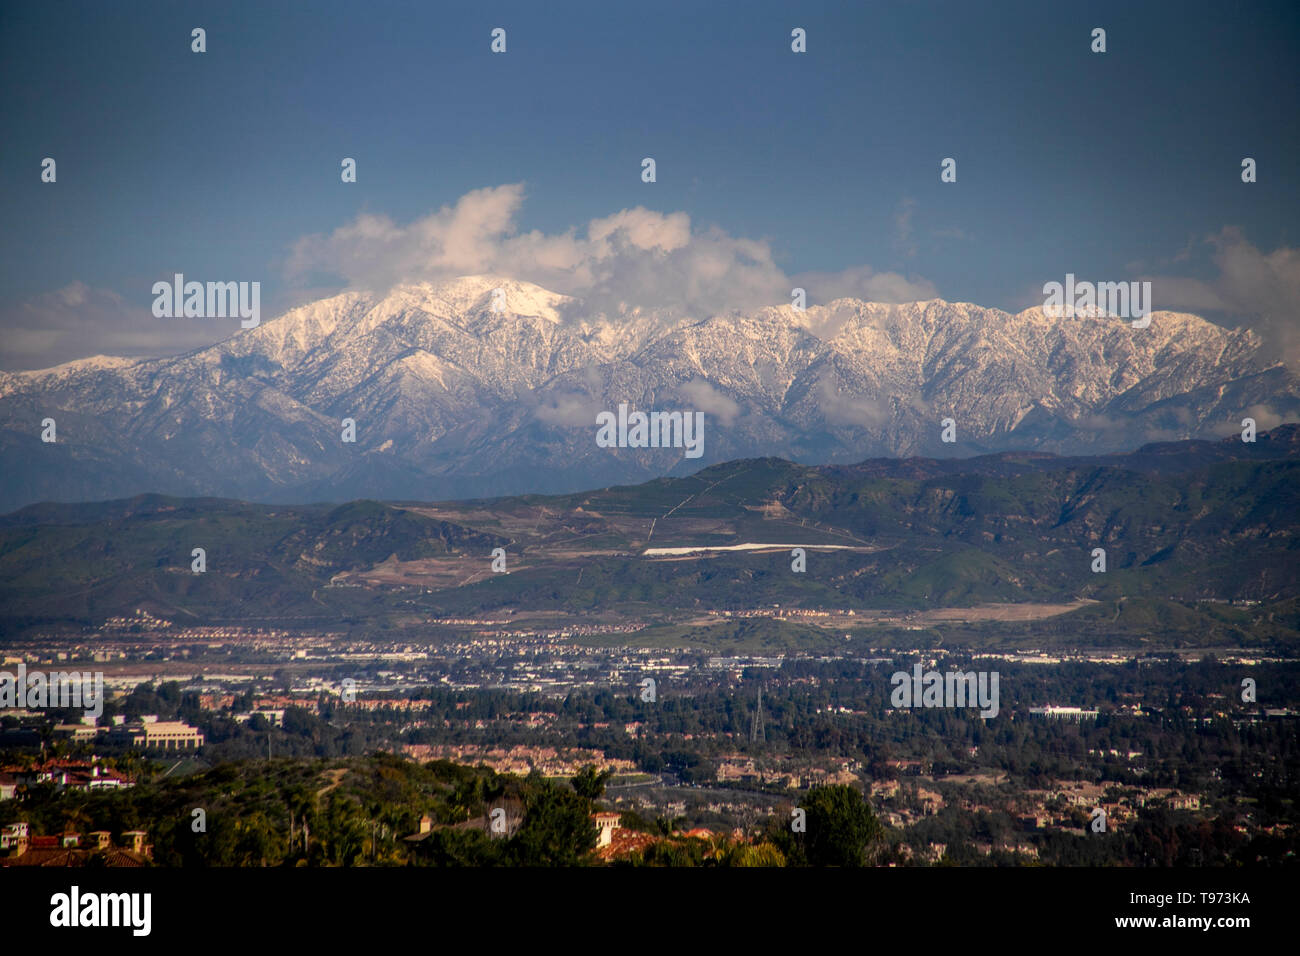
<box><xmin>0</xmin><ymin>279</ymin><xmax>1294</xmax><ymax>511</ymax></box>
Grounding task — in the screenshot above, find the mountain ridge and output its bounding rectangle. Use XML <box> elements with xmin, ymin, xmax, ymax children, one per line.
<box><xmin>1</xmin><ymin>275</ymin><xmax>1295</xmax><ymax>512</ymax></box>
<box><xmin>1</xmin><ymin>427</ymin><xmax>1297</xmax><ymax>647</ymax></box>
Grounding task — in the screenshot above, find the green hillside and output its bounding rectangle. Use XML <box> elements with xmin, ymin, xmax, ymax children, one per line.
<box><xmin>2</xmin><ymin>428</ymin><xmax>1297</xmax><ymax>647</ymax></box>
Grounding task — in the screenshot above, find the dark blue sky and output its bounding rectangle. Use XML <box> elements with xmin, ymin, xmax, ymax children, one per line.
<box><xmin>2</xmin><ymin>0</ymin><xmax>1297</xmax><ymax>368</ymax></box>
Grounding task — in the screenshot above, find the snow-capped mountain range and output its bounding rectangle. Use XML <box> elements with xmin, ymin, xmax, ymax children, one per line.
<box><xmin>2</xmin><ymin>275</ymin><xmax>1296</xmax><ymax>512</ymax></box>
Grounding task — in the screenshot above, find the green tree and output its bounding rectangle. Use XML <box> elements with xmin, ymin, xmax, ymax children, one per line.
<box><xmin>508</xmin><ymin>781</ymin><xmax>596</xmax><ymax>866</ymax></box>
<box><xmin>780</xmin><ymin>785</ymin><xmax>883</xmax><ymax>867</ymax></box>
<box><xmin>725</xmin><ymin>842</ymin><xmax>787</xmax><ymax>867</ymax></box>
<box><xmin>570</xmin><ymin>764</ymin><xmax>613</xmax><ymax>802</ymax></box>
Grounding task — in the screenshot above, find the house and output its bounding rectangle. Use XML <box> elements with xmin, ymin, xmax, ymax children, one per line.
<box><xmin>1053</xmin><ymin>781</ymin><xmax>1108</xmax><ymax>808</ymax></box>
<box><xmin>593</xmin><ymin>812</ymin><xmax>622</xmax><ymax>848</ymax></box>
<box><xmin>1</xmin><ymin>822</ymin><xmax>29</xmax><ymax>853</ymax></box>
<box><xmin>916</xmin><ymin>788</ymin><xmax>944</xmax><ymax>815</ymax></box>
<box><xmin>595</xmin><ymin>828</ymin><xmax>659</xmax><ymax>862</ymax></box>
<box><xmin>106</xmin><ymin>719</ymin><xmax>204</xmax><ymax>750</ymax></box>
<box><xmin>403</xmin><ymin>814</ymin><xmax>435</xmax><ymax>845</ymax></box>
<box><xmin>233</xmin><ymin>709</ymin><xmax>285</xmax><ymax>727</ymax></box>
<box><xmin>1134</xmin><ymin>788</ymin><xmax>1200</xmax><ymax>810</ymax></box>
<box><xmin>120</xmin><ymin>831</ymin><xmax>152</xmax><ymax>858</ymax></box>
<box><xmin>12</xmin><ymin>759</ymin><xmax>132</xmax><ymax>793</ymax></box>
<box><xmin>410</xmin><ymin>802</ymin><xmax>525</xmax><ymax>844</ymax></box>
<box><xmin>1</xmin><ymin>829</ymin><xmax>151</xmax><ymax>867</ymax></box>
<box><xmin>52</xmin><ymin>723</ymin><xmax>101</xmax><ymax>743</ymax></box>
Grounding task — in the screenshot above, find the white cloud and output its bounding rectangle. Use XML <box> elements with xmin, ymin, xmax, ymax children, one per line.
<box><xmin>796</xmin><ymin>264</ymin><xmax>940</xmax><ymax>306</ymax></box>
<box><xmin>286</xmin><ymin>184</ymin><xmax>531</xmax><ymax>292</ymax></box>
<box><xmin>285</xmin><ymin>184</ymin><xmax>937</xmax><ymax>320</ymax></box>
<box><xmin>1146</xmin><ymin>228</ymin><xmax>1300</xmax><ymax>367</ymax></box>
<box><xmin>816</xmin><ymin>379</ymin><xmax>892</xmax><ymax>428</ymax></box>
<box><xmin>677</xmin><ymin>379</ymin><xmax>740</xmax><ymax>425</ymax></box>
<box><xmin>4</xmin><ymin>282</ymin><xmax>233</xmax><ymax>371</ymax></box>
<box><xmin>893</xmin><ymin>197</ymin><xmax>917</xmax><ymax>258</ymax></box>
<box><xmin>533</xmin><ymin>391</ymin><xmax>604</xmax><ymax>427</ymax></box>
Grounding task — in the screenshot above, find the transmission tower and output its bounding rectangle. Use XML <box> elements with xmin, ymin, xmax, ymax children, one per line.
<box><xmin>750</xmin><ymin>686</ymin><xmax>765</xmax><ymax>744</ymax></box>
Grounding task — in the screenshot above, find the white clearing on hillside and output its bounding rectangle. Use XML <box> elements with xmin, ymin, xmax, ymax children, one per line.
<box><xmin>643</xmin><ymin>543</ymin><xmax>869</xmax><ymax>556</ymax></box>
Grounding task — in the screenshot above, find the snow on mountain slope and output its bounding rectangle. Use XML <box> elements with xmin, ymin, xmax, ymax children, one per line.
<box><xmin>1</xmin><ymin>275</ymin><xmax>1295</xmax><ymax>510</ymax></box>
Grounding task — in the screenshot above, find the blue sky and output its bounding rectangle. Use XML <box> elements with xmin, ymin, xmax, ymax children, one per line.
<box><xmin>1</xmin><ymin>0</ymin><xmax>1297</xmax><ymax>368</ymax></box>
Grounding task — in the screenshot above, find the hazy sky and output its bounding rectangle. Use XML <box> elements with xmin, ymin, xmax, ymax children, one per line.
<box><xmin>1</xmin><ymin>0</ymin><xmax>1297</xmax><ymax>369</ymax></box>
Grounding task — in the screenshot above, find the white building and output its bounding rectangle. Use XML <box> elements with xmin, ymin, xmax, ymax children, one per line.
<box><xmin>1028</xmin><ymin>705</ymin><xmax>1099</xmax><ymax>720</ymax></box>
<box><xmin>1</xmin><ymin>822</ymin><xmax>29</xmax><ymax>851</ymax></box>
<box><xmin>107</xmin><ymin>719</ymin><xmax>204</xmax><ymax>750</ymax></box>
<box><xmin>593</xmin><ymin>812</ymin><xmax>622</xmax><ymax>848</ymax></box>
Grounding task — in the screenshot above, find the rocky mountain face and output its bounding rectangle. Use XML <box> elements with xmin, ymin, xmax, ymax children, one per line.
<box><xmin>2</xmin><ymin>275</ymin><xmax>1296</xmax><ymax>511</ymax></box>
